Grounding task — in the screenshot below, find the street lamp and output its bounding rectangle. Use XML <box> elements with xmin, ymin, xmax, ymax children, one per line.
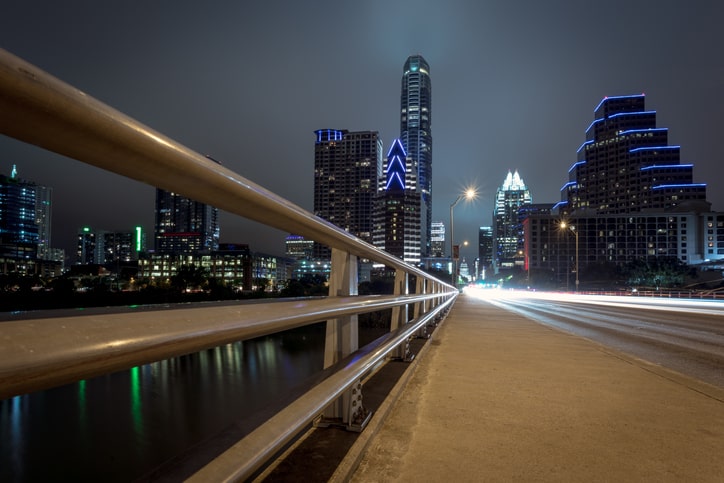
<box><xmin>560</xmin><ymin>221</ymin><xmax>579</xmax><ymax>292</ymax></box>
<box><xmin>450</xmin><ymin>188</ymin><xmax>476</xmax><ymax>287</ymax></box>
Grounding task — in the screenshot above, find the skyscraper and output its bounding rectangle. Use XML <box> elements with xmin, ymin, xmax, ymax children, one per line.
<box><xmin>373</xmin><ymin>138</ymin><xmax>421</xmax><ymax>264</ymax></box>
<box><xmin>400</xmin><ymin>54</ymin><xmax>432</xmax><ymax>257</ymax></box>
<box><xmin>430</xmin><ymin>221</ymin><xmax>445</xmax><ymax>257</ymax></box>
<box><xmin>34</xmin><ymin>184</ymin><xmax>52</xmax><ymax>260</ymax></box>
<box><xmin>0</xmin><ymin>166</ymin><xmax>39</xmax><ymax>262</ymax></box>
<box><xmin>562</xmin><ymin>94</ymin><xmax>707</xmax><ymax>214</ymax></box>
<box><xmin>524</xmin><ymin>94</ymin><xmax>720</xmax><ymax>286</ymax></box>
<box><xmin>493</xmin><ymin>170</ymin><xmax>531</xmax><ymax>269</ymax></box>
<box><xmin>313</xmin><ymin>129</ymin><xmax>382</xmax><ymax>259</ymax></box>
<box><xmin>478</xmin><ymin>226</ymin><xmax>493</xmax><ymax>274</ymax></box>
<box><xmin>154</xmin><ymin>189</ymin><xmax>219</xmax><ymax>254</ymax></box>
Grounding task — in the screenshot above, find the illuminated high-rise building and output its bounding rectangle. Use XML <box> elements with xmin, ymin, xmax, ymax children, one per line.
<box><xmin>561</xmin><ymin>94</ymin><xmax>707</xmax><ymax>214</ymax></box>
<box><xmin>154</xmin><ymin>189</ymin><xmax>219</xmax><ymax>254</ymax></box>
<box><xmin>373</xmin><ymin>139</ymin><xmax>421</xmax><ymax>264</ymax></box>
<box><xmin>0</xmin><ymin>166</ymin><xmax>39</xmax><ymax>262</ymax></box>
<box><xmin>478</xmin><ymin>226</ymin><xmax>493</xmax><ymax>271</ymax></box>
<box><xmin>77</xmin><ymin>226</ymin><xmax>145</xmax><ymax>264</ymax></box>
<box><xmin>524</xmin><ymin>94</ymin><xmax>719</xmax><ymax>286</ymax></box>
<box><xmin>430</xmin><ymin>221</ymin><xmax>445</xmax><ymax>257</ymax></box>
<box><xmin>400</xmin><ymin>55</ymin><xmax>432</xmax><ymax>256</ymax></box>
<box><xmin>313</xmin><ymin>129</ymin><xmax>382</xmax><ymax>260</ymax></box>
<box><xmin>493</xmin><ymin>170</ymin><xmax>531</xmax><ymax>269</ymax></box>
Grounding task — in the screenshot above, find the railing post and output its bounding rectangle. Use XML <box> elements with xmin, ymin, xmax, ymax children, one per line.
<box><xmin>390</xmin><ymin>270</ymin><xmax>413</xmax><ymax>361</ymax></box>
<box><xmin>317</xmin><ymin>248</ymin><xmax>371</xmax><ymax>431</ymax></box>
<box><xmin>414</xmin><ymin>277</ymin><xmax>430</xmax><ymax>339</ymax></box>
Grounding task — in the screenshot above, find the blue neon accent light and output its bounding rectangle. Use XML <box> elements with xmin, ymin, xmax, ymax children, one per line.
<box><xmin>608</xmin><ymin>110</ymin><xmax>656</xmax><ymax>120</ymax></box>
<box><xmin>386</xmin><ymin>172</ymin><xmax>405</xmax><ymax>191</ymax></box>
<box><xmin>593</xmin><ymin>94</ymin><xmax>645</xmax><ymax>114</ymax></box>
<box><xmin>568</xmin><ymin>160</ymin><xmax>586</xmax><ymax>173</ymax></box>
<box><xmin>315</xmin><ymin>129</ymin><xmax>344</xmax><ymax>144</ymax></box>
<box><xmin>386</xmin><ymin>138</ymin><xmax>407</xmax><ymax>158</ymax></box>
<box><xmin>652</xmin><ymin>183</ymin><xmax>707</xmax><ymax>190</ymax></box>
<box><xmin>552</xmin><ymin>201</ymin><xmax>568</xmax><ymax>210</ymax></box>
<box><xmin>577</xmin><ymin>140</ymin><xmax>593</xmax><ymax>153</ymax></box>
<box><xmin>629</xmin><ymin>146</ymin><xmax>680</xmax><ymax>153</ymax></box>
<box><xmin>619</xmin><ymin>128</ymin><xmax>667</xmax><ymax>136</ymax></box>
<box><xmin>640</xmin><ymin>164</ymin><xmax>693</xmax><ymax>171</ymax></box>
<box><xmin>585</xmin><ymin>118</ymin><xmax>603</xmax><ymax>133</ymax></box>
<box><xmin>560</xmin><ymin>181</ymin><xmax>577</xmax><ymax>191</ymax></box>
<box><xmin>385</xmin><ymin>138</ymin><xmax>407</xmax><ymax>191</ymax></box>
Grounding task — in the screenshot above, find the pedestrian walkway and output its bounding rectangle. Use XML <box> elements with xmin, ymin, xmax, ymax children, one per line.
<box><xmin>346</xmin><ymin>293</ymin><xmax>724</xmax><ymax>482</ymax></box>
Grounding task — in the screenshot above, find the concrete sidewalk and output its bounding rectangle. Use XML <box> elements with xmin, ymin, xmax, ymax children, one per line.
<box><xmin>348</xmin><ymin>294</ymin><xmax>724</xmax><ymax>483</ymax></box>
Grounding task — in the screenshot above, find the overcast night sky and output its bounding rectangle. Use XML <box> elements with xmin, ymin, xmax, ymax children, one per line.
<box><xmin>2</xmin><ymin>1</ymin><xmax>723</xmax><ymax>262</ymax></box>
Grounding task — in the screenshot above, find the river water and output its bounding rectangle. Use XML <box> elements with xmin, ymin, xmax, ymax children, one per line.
<box><xmin>1</xmin><ymin>321</ymin><xmax>353</xmax><ymax>482</ymax></box>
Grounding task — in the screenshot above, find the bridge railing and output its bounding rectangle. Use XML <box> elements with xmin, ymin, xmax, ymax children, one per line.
<box><xmin>0</xmin><ymin>48</ymin><xmax>457</xmax><ymax>480</ymax></box>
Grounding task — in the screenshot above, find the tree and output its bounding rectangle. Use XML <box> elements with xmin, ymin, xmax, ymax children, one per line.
<box><xmin>622</xmin><ymin>257</ymin><xmax>693</xmax><ymax>289</ymax></box>
<box><xmin>171</xmin><ymin>265</ymin><xmax>208</xmax><ymax>292</ymax></box>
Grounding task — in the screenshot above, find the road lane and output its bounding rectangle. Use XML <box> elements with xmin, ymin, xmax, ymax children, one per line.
<box><xmin>471</xmin><ymin>290</ymin><xmax>724</xmax><ymax>388</ymax></box>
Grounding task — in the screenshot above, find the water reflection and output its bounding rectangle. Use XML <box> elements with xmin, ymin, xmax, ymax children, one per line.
<box><xmin>0</xmin><ymin>323</ymin><xmax>326</xmax><ymax>482</ymax></box>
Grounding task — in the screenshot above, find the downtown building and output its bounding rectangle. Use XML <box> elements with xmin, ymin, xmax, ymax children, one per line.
<box><xmin>400</xmin><ymin>54</ymin><xmax>432</xmax><ymax>257</ymax></box>
<box><xmin>478</xmin><ymin>226</ymin><xmax>494</xmax><ymax>279</ymax></box>
<box><xmin>153</xmin><ymin>188</ymin><xmax>220</xmax><ymax>255</ymax></box>
<box><xmin>430</xmin><ymin>221</ymin><xmax>446</xmax><ymax>257</ymax></box>
<box><xmin>492</xmin><ymin>170</ymin><xmax>531</xmax><ymax>270</ymax></box>
<box><xmin>525</xmin><ymin>94</ymin><xmax>722</xmax><ymax>287</ymax></box>
<box><xmin>313</xmin><ymin>129</ymin><xmax>382</xmax><ymax>261</ymax></box>
<box><xmin>0</xmin><ymin>165</ymin><xmax>62</xmax><ymax>276</ymax></box>
<box><xmin>76</xmin><ymin>226</ymin><xmax>145</xmax><ymax>265</ymax></box>
<box><xmin>138</xmin><ymin>185</ymin><xmax>222</xmax><ymax>286</ymax></box>
<box><xmin>373</xmin><ymin>138</ymin><xmax>421</xmax><ymax>265</ymax></box>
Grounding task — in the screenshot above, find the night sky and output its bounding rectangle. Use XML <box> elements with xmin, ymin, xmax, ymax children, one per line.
<box><xmin>2</xmin><ymin>1</ymin><xmax>723</xmax><ymax>262</ymax></box>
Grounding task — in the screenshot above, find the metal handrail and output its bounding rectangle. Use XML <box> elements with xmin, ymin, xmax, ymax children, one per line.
<box><xmin>0</xmin><ymin>292</ymin><xmax>444</xmax><ymax>400</ymax></box>
<box><xmin>188</xmin><ymin>296</ymin><xmax>455</xmax><ymax>482</ymax></box>
<box><xmin>0</xmin><ymin>47</ymin><xmax>457</xmax><ymax>480</ymax></box>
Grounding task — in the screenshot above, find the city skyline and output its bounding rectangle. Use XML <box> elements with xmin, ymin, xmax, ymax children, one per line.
<box><xmin>1</xmin><ymin>1</ymin><xmax>723</xmax><ymax>262</ymax></box>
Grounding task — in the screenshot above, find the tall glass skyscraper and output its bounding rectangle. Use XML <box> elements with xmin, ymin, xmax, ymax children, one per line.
<box><xmin>0</xmin><ymin>166</ymin><xmax>39</xmax><ymax>260</ymax></box>
<box><xmin>400</xmin><ymin>54</ymin><xmax>432</xmax><ymax>257</ymax></box>
<box><xmin>373</xmin><ymin>138</ymin><xmax>421</xmax><ymax>264</ymax></box>
<box><xmin>493</xmin><ymin>170</ymin><xmax>531</xmax><ymax>269</ymax></box>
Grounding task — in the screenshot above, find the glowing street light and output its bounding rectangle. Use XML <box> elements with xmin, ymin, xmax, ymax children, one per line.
<box><xmin>450</xmin><ymin>188</ymin><xmax>477</xmax><ymax>287</ymax></box>
<box><xmin>560</xmin><ymin>221</ymin><xmax>579</xmax><ymax>292</ymax></box>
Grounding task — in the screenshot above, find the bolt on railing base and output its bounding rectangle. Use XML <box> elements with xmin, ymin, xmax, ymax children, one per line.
<box><xmin>314</xmin><ymin>408</ymin><xmax>373</xmax><ymax>433</ymax></box>
<box><xmin>388</xmin><ymin>336</ymin><xmax>415</xmax><ymax>362</ymax></box>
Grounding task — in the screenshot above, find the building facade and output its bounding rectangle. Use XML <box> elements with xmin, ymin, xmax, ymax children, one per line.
<box><xmin>525</xmin><ymin>95</ymin><xmax>721</xmax><ymax>286</ymax></box>
<box><xmin>373</xmin><ymin>138</ymin><xmax>421</xmax><ymax>264</ymax></box>
<box><xmin>525</xmin><ymin>212</ymin><xmax>724</xmax><ymax>287</ymax></box>
<box><xmin>492</xmin><ymin>170</ymin><xmax>531</xmax><ymax>269</ymax></box>
<box><xmin>285</xmin><ymin>234</ymin><xmax>314</xmax><ymax>260</ymax></box>
<box><xmin>400</xmin><ymin>55</ymin><xmax>432</xmax><ymax>256</ymax></box>
<box><xmin>430</xmin><ymin>221</ymin><xmax>445</xmax><ymax>257</ymax></box>
<box><xmin>478</xmin><ymin>226</ymin><xmax>493</xmax><ymax>278</ymax></box>
<box><xmin>313</xmin><ymin>129</ymin><xmax>382</xmax><ymax>259</ymax></box>
<box><xmin>77</xmin><ymin>226</ymin><xmax>145</xmax><ymax>265</ymax></box>
<box><xmin>154</xmin><ymin>188</ymin><xmax>219</xmax><ymax>255</ymax></box>
<box><xmin>561</xmin><ymin>94</ymin><xmax>707</xmax><ymax>215</ymax></box>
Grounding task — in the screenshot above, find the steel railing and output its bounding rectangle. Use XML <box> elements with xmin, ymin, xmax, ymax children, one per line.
<box><xmin>0</xmin><ymin>48</ymin><xmax>457</xmax><ymax>480</ymax></box>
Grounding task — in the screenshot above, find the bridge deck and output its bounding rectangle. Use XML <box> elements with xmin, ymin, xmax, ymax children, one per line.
<box><xmin>343</xmin><ymin>293</ymin><xmax>724</xmax><ymax>482</ymax></box>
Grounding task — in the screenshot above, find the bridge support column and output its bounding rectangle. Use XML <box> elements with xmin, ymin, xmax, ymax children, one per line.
<box><xmin>317</xmin><ymin>248</ymin><xmax>371</xmax><ymax>431</ymax></box>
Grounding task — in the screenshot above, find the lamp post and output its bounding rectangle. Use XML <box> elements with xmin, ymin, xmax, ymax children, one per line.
<box><xmin>560</xmin><ymin>221</ymin><xmax>579</xmax><ymax>292</ymax></box>
<box><xmin>450</xmin><ymin>188</ymin><xmax>476</xmax><ymax>287</ymax></box>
